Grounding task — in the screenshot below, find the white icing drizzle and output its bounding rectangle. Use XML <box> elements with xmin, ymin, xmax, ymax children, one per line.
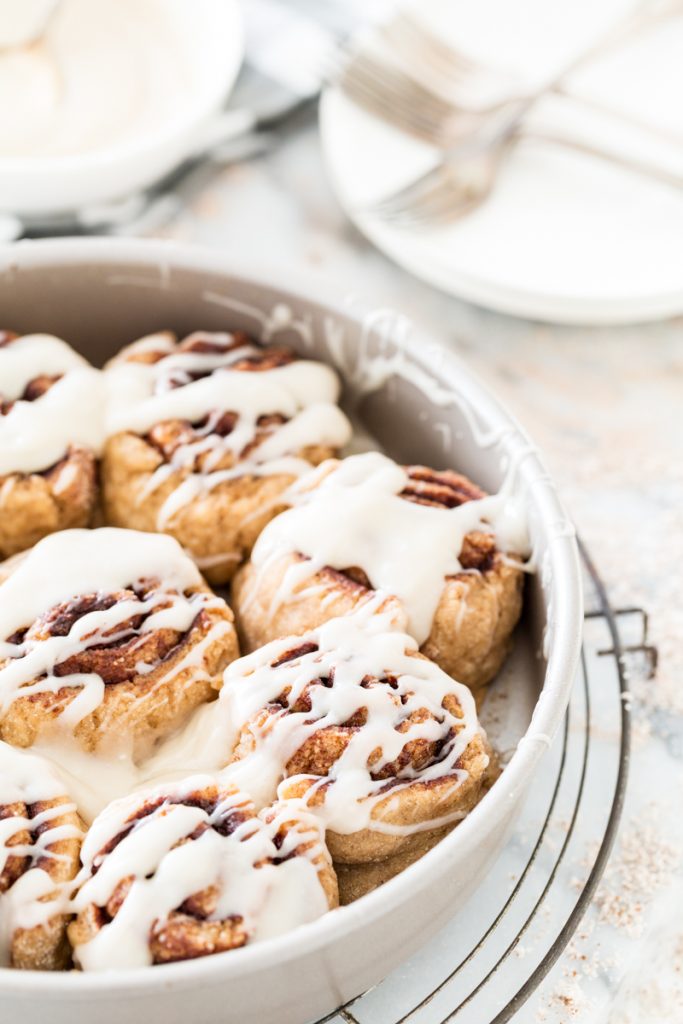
<box><xmin>31</xmin><ymin>740</ymin><xmax>145</xmax><ymax>826</ymax></box>
<box><xmin>0</xmin><ymin>528</ymin><xmax>225</xmax><ymax>729</ymax></box>
<box><xmin>323</xmin><ymin>304</ymin><xmax>516</xmax><ymax>450</ymax></box>
<box><xmin>0</xmin><ymin>307</ymin><xmax>547</xmax><ymax>971</ymax></box>
<box><xmin>248</xmin><ymin>451</ymin><xmax>530</xmax><ymax>643</ymax></box>
<box><xmin>71</xmin><ymin>774</ymin><xmax>331</xmax><ymax>971</ymax></box>
<box><xmin>200</xmin><ymin>295</ymin><xmax>315</xmax><ymax>349</ymax></box>
<box><xmin>218</xmin><ymin>605</ymin><xmax>486</xmax><ymax>836</ymax></box>
<box><xmin>0</xmin><ymin>334</ymin><xmax>89</xmax><ymax>398</ymax></box>
<box><xmin>0</xmin><ymin>738</ymin><xmax>69</xmax><ymax>807</ymax></box>
<box><xmin>105</xmin><ymin>342</ymin><xmax>345</xmax><ymax>436</ymax></box>
<box><xmin>104</xmin><ymin>334</ymin><xmax>352</xmax><ymax>531</ymax></box>
<box><xmin>0</xmin><ymin>334</ymin><xmax>106</xmax><ymax>476</ymax></box>
<box><xmin>106</xmin><ymin>330</ymin><xmax>262</xmax><ymax>387</ymax></box>
<box><xmin>0</xmin><ymin>742</ymin><xmax>82</xmax><ymax>966</ymax></box>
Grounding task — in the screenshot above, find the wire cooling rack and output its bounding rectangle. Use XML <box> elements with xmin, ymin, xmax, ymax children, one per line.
<box><xmin>317</xmin><ymin>540</ymin><xmax>656</xmax><ymax>1024</ymax></box>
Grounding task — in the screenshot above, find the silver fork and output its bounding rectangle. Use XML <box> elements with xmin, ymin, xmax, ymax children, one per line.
<box><xmin>380</xmin><ymin>4</ymin><xmax>683</xmax><ymax>147</ymax></box>
<box><xmin>369</xmin><ymin>127</ymin><xmax>683</xmax><ymax>228</ymax></box>
<box><xmin>341</xmin><ymin>52</ymin><xmax>682</xmax><ymax>225</ymax></box>
<box><xmin>339</xmin><ymin>5</ymin><xmax>683</xmax><ymax>224</ymax></box>
<box><xmin>340</xmin><ymin>0</ymin><xmax>683</xmax><ymax>151</ymax></box>
<box><xmin>339</xmin><ymin>49</ymin><xmax>534</xmax><ymax>149</ymax></box>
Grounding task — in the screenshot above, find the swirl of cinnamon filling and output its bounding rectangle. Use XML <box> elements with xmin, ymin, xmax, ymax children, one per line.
<box><xmin>109</xmin><ymin>329</ymin><xmax>295</xmax><ymax>383</ymax></box>
<box><xmin>0</xmin><ymin>742</ymin><xmax>83</xmax><ymax>970</ymax></box>
<box><xmin>0</xmin><ymin>333</ymin><xmax>102</xmax><ymax>559</ymax></box>
<box><xmin>102</xmin><ymin>330</ymin><xmax>351</xmax><ymax>583</ymax></box>
<box><xmin>68</xmin><ymin>775</ymin><xmax>337</xmax><ymax>969</ymax></box>
<box><xmin>220</xmin><ymin>607</ymin><xmax>491</xmax><ymax>864</ymax></box>
<box><xmin>0</xmin><ymin>528</ymin><xmax>238</xmax><ymax>755</ymax></box>
<box><xmin>232</xmin><ymin>452</ymin><xmax>526</xmax><ymax>700</ymax></box>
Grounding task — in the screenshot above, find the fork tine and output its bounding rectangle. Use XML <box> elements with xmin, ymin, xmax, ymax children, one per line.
<box><xmin>378</xmin><ymin>194</ymin><xmax>455</xmax><ymax>227</ymax></box>
<box><xmin>382</xmin><ymin>11</ymin><xmax>477</xmax><ymax>83</ymax></box>
<box><xmin>341</xmin><ymin>74</ymin><xmax>445</xmax><ymax>146</ymax></box>
<box><xmin>349</xmin><ymin>52</ymin><xmax>456</xmax><ymax>121</ymax></box>
<box><xmin>342</xmin><ymin>52</ymin><xmax>455</xmax><ymax>129</ymax></box>
<box><xmin>381</xmin><ymin>10</ymin><xmax>523</xmax><ymax>114</ymax></box>
<box><xmin>370</xmin><ymin>163</ymin><xmax>453</xmax><ymax>218</ymax></box>
<box><xmin>374</xmin><ymin>172</ymin><xmax>486</xmax><ymax>228</ymax></box>
<box><xmin>378</xmin><ymin>180</ymin><xmax>464</xmax><ymax>227</ymax></box>
<box><xmin>385</xmin><ymin>177</ymin><xmax>463</xmax><ymax>224</ymax></box>
<box><xmin>340</xmin><ymin>84</ymin><xmax>445</xmax><ymax>146</ymax></box>
<box><xmin>340</xmin><ymin>51</ymin><xmax>478</xmax><ymax>148</ymax></box>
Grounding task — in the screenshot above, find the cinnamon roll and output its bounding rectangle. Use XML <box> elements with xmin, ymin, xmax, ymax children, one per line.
<box><xmin>220</xmin><ymin>606</ymin><xmax>492</xmax><ymax>863</ymax></box>
<box><xmin>233</xmin><ymin>452</ymin><xmax>527</xmax><ymax>700</ymax></box>
<box><xmin>102</xmin><ymin>331</ymin><xmax>351</xmax><ymax>583</ymax></box>
<box><xmin>0</xmin><ymin>528</ymin><xmax>238</xmax><ymax>755</ymax></box>
<box><xmin>335</xmin><ymin>826</ymin><xmax>451</xmax><ymax>904</ymax></box>
<box><xmin>0</xmin><ymin>742</ymin><xmax>83</xmax><ymax>969</ymax></box>
<box><xmin>336</xmin><ymin>752</ymin><xmax>500</xmax><ymax>902</ymax></box>
<box><xmin>0</xmin><ymin>332</ymin><xmax>104</xmax><ymax>559</ymax></box>
<box><xmin>68</xmin><ymin>774</ymin><xmax>338</xmax><ymax>969</ymax></box>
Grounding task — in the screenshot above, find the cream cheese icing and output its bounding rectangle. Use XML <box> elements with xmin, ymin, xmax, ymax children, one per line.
<box><xmin>70</xmin><ymin>775</ymin><xmax>331</xmax><ymax>970</ymax></box>
<box><xmin>0</xmin><ymin>334</ymin><xmax>105</xmax><ymax>476</ymax></box>
<box><xmin>104</xmin><ymin>336</ymin><xmax>352</xmax><ymax>531</ymax></box>
<box><xmin>247</xmin><ymin>451</ymin><xmax>530</xmax><ymax>643</ymax></box>
<box><xmin>0</xmin><ymin>741</ymin><xmax>82</xmax><ymax>966</ymax></box>
<box><xmin>0</xmin><ymin>528</ymin><xmax>227</xmax><ymax>729</ymax></box>
<box><xmin>217</xmin><ymin>604</ymin><xmax>487</xmax><ymax>835</ymax></box>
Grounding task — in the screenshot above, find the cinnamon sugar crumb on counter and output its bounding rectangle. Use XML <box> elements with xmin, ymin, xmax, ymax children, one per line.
<box><xmin>592</xmin><ymin>819</ymin><xmax>681</xmax><ymax>938</ymax></box>
<box><xmin>535</xmin><ymin>805</ymin><xmax>683</xmax><ymax>1022</ymax></box>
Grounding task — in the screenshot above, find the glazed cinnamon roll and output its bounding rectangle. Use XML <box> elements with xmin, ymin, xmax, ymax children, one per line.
<box><xmin>102</xmin><ymin>330</ymin><xmax>351</xmax><ymax>583</ymax></box>
<box><xmin>220</xmin><ymin>606</ymin><xmax>492</xmax><ymax>863</ymax></box>
<box><xmin>68</xmin><ymin>774</ymin><xmax>338</xmax><ymax>969</ymax></box>
<box><xmin>0</xmin><ymin>528</ymin><xmax>238</xmax><ymax>755</ymax></box>
<box><xmin>233</xmin><ymin>452</ymin><xmax>527</xmax><ymax>700</ymax></box>
<box><xmin>335</xmin><ymin>752</ymin><xmax>500</xmax><ymax>902</ymax></box>
<box><xmin>335</xmin><ymin>826</ymin><xmax>452</xmax><ymax>904</ymax></box>
<box><xmin>0</xmin><ymin>742</ymin><xmax>83</xmax><ymax>970</ymax></box>
<box><xmin>0</xmin><ymin>332</ymin><xmax>104</xmax><ymax>559</ymax></box>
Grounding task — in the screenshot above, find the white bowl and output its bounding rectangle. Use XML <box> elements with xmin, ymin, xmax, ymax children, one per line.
<box><xmin>0</xmin><ymin>238</ymin><xmax>583</xmax><ymax>1024</ymax></box>
<box><xmin>0</xmin><ymin>0</ymin><xmax>243</xmax><ymax>218</ymax></box>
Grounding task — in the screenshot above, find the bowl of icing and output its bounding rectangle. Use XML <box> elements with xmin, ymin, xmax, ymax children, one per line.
<box><xmin>0</xmin><ymin>0</ymin><xmax>243</xmax><ymax>218</ymax></box>
<box><xmin>0</xmin><ymin>237</ymin><xmax>583</xmax><ymax>1024</ymax></box>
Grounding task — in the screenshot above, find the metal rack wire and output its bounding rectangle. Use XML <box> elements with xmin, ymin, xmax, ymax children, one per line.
<box><xmin>318</xmin><ymin>541</ymin><xmax>656</xmax><ymax>1024</ymax></box>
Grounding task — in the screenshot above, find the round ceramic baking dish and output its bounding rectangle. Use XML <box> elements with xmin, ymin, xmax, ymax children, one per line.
<box><xmin>0</xmin><ymin>238</ymin><xmax>583</xmax><ymax>1024</ymax></box>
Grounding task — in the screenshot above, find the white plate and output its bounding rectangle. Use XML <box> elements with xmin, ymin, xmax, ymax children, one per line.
<box><xmin>320</xmin><ymin>0</ymin><xmax>683</xmax><ymax>324</ymax></box>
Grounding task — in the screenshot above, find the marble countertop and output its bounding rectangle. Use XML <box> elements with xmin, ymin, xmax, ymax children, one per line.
<box><xmin>144</xmin><ymin>112</ymin><xmax>683</xmax><ymax>1023</ymax></box>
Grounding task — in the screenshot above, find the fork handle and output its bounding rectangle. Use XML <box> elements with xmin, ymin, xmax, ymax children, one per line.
<box><xmin>506</xmin><ymin>0</ymin><xmax>683</xmax><ymax>137</ymax></box>
<box><xmin>548</xmin><ymin>85</ymin><xmax>683</xmax><ymax>148</ymax></box>
<box><xmin>517</xmin><ymin>128</ymin><xmax>683</xmax><ymax>190</ymax></box>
